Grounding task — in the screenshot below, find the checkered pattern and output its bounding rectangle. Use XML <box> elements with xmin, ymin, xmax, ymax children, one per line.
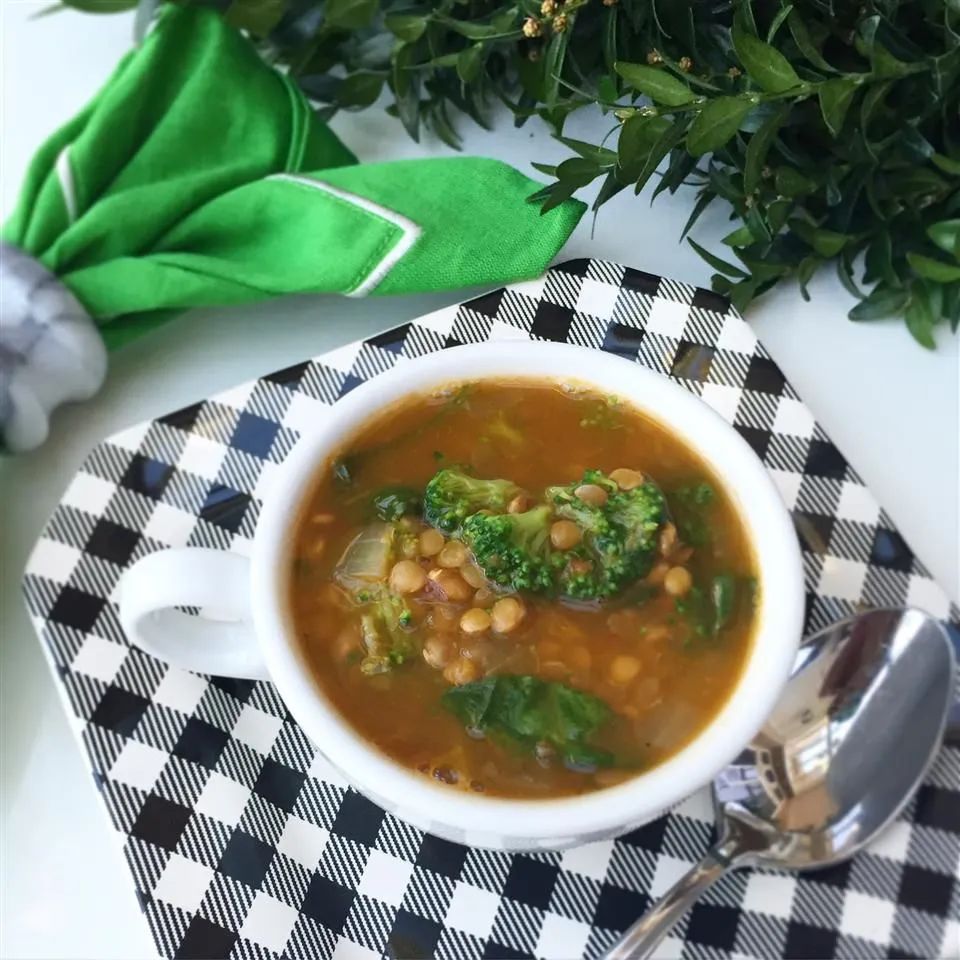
<box><xmin>22</xmin><ymin>259</ymin><xmax>960</xmax><ymax>960</ymax></box>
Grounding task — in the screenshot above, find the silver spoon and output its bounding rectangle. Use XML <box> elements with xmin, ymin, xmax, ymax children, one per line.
<box><xmin>604</xmin><ymin>607</ymin><xmax>956</xmax><ymax>960</ymax></box>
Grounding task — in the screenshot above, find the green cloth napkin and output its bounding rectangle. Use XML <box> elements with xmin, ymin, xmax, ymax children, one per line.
<box><xmin>3</xmin><ymin>4</ymin><xmax>584</xmax><ymax>352</ymax></box>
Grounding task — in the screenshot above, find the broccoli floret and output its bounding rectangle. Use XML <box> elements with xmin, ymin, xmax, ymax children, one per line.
<box><xmin>461</xmin><ymin>506</ymin><xmax>558</xmax><ymax>593</ymax></box>
<box><xmin>423</xmin><ymin>468</ymin><xmax>522</xmax><ymax>532</ymax></box>
<box><xmin>423</xmin><ymin>468</ymin><xmax>666</xmax><ymax>602</ymax></box>
<box><xmin>547</xmin><ymin>470</ymin><xmax>666</xmax><ymax>601</ymax></box>
<box><xmin>355</xmin><ymin>588</ymin><xmax>416</xmax><ymax>675</ymax></box>
<box><xmin>545</xmin><ymin>469</ymin><xmax>617</xmax><ymax>538</ymax></box>
<box><xmin>607</xmin><ymin>483</ymin><xmax>665</xmax><ymax>555</ymax></box>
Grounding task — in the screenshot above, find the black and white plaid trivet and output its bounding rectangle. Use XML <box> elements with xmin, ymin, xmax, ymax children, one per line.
<box><xmin>23</xmin><ymin>259</ymin><xmax>960</xmax><ymax>960</ymax></box>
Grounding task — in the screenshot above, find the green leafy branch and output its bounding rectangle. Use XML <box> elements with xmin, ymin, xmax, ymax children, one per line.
<box><xmin>61</xmin><ymin>0</ymin><xmax>960</xmax><ymax>345</ymax></box>
<box><xmin>534</xmin><ymin>3</ymin><xmax>960</xmax><ymax>345</ymax></box>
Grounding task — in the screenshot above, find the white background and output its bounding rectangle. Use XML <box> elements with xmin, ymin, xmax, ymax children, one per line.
<box><xmin>1</xmin><ymin>2</ymin><xmax>957</xmax><ymax>957</ymax></box>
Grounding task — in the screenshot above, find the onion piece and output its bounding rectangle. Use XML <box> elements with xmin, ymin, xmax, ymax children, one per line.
<box><xmin>334</xmin><ymin>522</ymin><xmax>395</xmax><ymax>592</ymax></box>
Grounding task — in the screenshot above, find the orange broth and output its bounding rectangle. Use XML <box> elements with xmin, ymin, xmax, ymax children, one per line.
<box><xmin>289</xmin><ymin>379</ymin><xmax>757</xmax><ymax>798</ymax></box>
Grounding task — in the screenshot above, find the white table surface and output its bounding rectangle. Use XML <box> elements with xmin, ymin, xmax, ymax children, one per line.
<box><xmin>1</xmin><ymin>4</ymin><xmax>957</xmax><ymax>958</ymax></box>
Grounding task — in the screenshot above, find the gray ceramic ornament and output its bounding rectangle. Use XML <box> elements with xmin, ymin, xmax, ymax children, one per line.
<box><xmin>0</xmin><ymin>244</ymin><xmax>107</xmax><ymax>452</ymax></box>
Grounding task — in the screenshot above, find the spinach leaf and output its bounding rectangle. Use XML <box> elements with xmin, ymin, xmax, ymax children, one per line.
<box><xmin>675</xmin><ymin>585</ymin><xmax>711</xmax><ymax>639</ymax></box>
<box><xmin>372</xmin><ymin>485</ymin><xmax>422</xmax><ymax>522</ymax></box>
<box><xmin>669</xmin><ymin>481</ymin><xmax>715</xmax><ymax>547</ymax></box>
<box><xmin>676</xmin><ymin>574</ymin><xmax>739</xmax><ymax>641</ymax></box>
<box><xmin>710</xmin><ymin>574</ymin><xmax>736</xmax><ymax>634</ymax></box>
<box><xmin>442</xmin><ymin>676</ymin><xmax>614</xmax><ymax>769</ymax></box>
<box><xmin>332</xmin><ymin>458</ymin><xmax>354</xmax><ymax>486</ymax></box>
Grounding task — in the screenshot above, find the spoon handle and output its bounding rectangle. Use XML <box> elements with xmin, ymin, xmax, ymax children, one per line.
<box><xmin>602</xmin><ymin>836</ymin><xmax>744</xmax><ymax>960</ymax></box>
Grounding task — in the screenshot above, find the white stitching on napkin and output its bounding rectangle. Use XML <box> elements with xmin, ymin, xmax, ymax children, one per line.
<box><xmin>55</xmin><ymin>146</ymin><xmax>78</xmax><ymax>224</ymax></box>
<box><xmin>269</xmin><ymin>173</ymin><xmax>422</xmax><ymax>297</ymax></box>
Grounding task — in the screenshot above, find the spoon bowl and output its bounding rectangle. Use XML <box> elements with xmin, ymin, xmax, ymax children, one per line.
<box><xmin>605</xmin><ymin>607</ymin><xmax>956</xmax><ymax>960</ymax></box>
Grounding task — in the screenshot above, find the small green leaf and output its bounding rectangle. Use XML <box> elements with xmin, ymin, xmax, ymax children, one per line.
<box><xmin>555</xmin><ymin>157</ymin><xmax>603</xmax><ymax>188</ymax></box>
<box><xmin>598</xmin><ymin>74</ymin><xmax>619</xmax><ymax>106</ymax></box>
<box><xmin>860</xmin><ymin>80</ymin><xmax>892</xmax><ymax>132</ymax></box>
<box><xmin>928</xmin><ymin>220</ymin><xmax>960</xmax><ymax>259</ymax></box>
<box><xmin>870</xmin><ymin>41</ymin><xmax>907</xmax><ymax>77</ymax></box>
<box><xmin>338</xmin><ymin>72</ymin><xmax>384</xmax><ymax>109</ymax></box>
<box><xmin>744</xmin><ymin>105</ymin><xmax>787</xmax><ymax>195</ymax></box>
<box><xmin>907</xmin><ymin>254</ymin><xmax>960</xmax><ymax>283</ymax></box>
<box><xmin>787</xmin><ymin>10</ymin><xmax>836</xmax><ymax>72</ymax></box>
<box><xmin>734</xmin><ymin>2</ymin><xmax>759</xmax><ymax>37</ymax></box>
<box><xmin>224</xmin><ymin>0</ymin><xmax>286</xmax><ymax>36</ymax></box>
<box><xmin>799</xmin><ymin>256</ymin><xmax>821</xmax><ymax>299</ymax></box>
<box><xmin>457</xmin><ymin>44</ymin><xmax>484</xmax><ymax>84</ymax></box>
<box><xmin>422</xmin><ymin>52</ymin><xmax>461</xmax><ymax>68</ymax></box>
<box><xmin>383</xmin><ymin>13</ymin><xmax>427</xmax><ymax>43</ymax></box>
<box><xmin>789</xmin><ymin>219</ymin><xmax>849</xmax><ymax>257</ymax></box>
<box><xmin>767</xmin><ymin>198</ymin><xmax>792</xmax><ymax>234</ymax></box>
<box><xmin>602</xmin><ymin>4</ymin><xmax>618</xmax><ymax>73</ymax></box>
<box><xmin>686</xmin><ymin>98</ymin><xmax>753</xmax><ymax>157</ymax></box>
<box><xmin>745</xmin><ymin>206</ymin><xmax>773</xmax><ymax>244</ymax></box>
<box><xmin>652</xmin><ymin>148</ymin><xmax>699</xmax><ymax>199</ymax></box>
<box><xmin>945</xmin><ymin>286</ymin><xmax>960</xmax><ymax>333</ymax></box>
<box><xmin>775</xmin><ymin>166</ymin><xmax>816</xmax><ymax>197</ymax></box>
<box><xmin>849</xmin><ymin>286</ymin><xmax>909</xmax><ymax>321</ymax></box>
<box><xmin>904</xmin><ymin>285</ymin><xmax>937</xmax><ymax>349</ymax></box>
<box><xmin>733</xmin><ymin>25</ymin><xmax>802</xmax><ymax>93</ymax></box>
<box><xmin>721</xmin><ymin>225</ymin><xmax>755</xmax><ymax>247</ymax></box>
<box><xmin>613</xmin><ymin>62</ymin><xmax>695</xmax><ymax>106</ymax></box>
<box><xmin>538</xmin><ymin>180</ymin><xmax>579</xmax><ymax>214</ymax></box>
<box><xmin>616</xmin><ymin>114</ymin><xmax>671</xmax><ymax>182</ymax></box>
<box><xmin>60</xmin><ymin>0</ymin><xmax>136</xmax><ymax>10</ymax></box>
<box><xmin>326</xmin><ymin>0</ymin><xmax>377</xmax><ymax>29</ymax></box>
<box><xmin>735</xmin><ymin>253</ymin><xmax>790</xmax><ymax>282</ymax></box>
<box><xmin>593</xmin><ymin>171</ymin><xmax>628</xmax><ymax>210</ymax></box>
<box><xmin>729</xmin><ymin>278</ymin><xmax>760</xmax><ymax>313</ymax></box>
<box><xmin>687</xmin><ymin>238</ymin><xmax>749</xmax><ymax>278</ymax></box>
<box><xmin>680</xmin><ymin>191</ymin><xmax>715</xmax><ymax>240</ymax></box>
<box><xmin>491</xmin><ymin>7</ymin><xmax>518</xmax><ymax>33</ymax></box>
<box><xmin>811</xmin><ymin>230</ymin><xmax>850</xmax><ymax>260</ymax></box>
<box><xmin>932</xmin><ymin>153</ymin><xmax>960</xmax><ymax>176</ymax></box>
<box><xmin>836</xmin><ymin>249</ymin><xmax>863</xmax><ymax>300</ymax></box>
<box><xmin>886</xmin><ymin>168</ymin><xmax>948</xmax><ymax>200</ymax></box>
<box><xmin>530</xmin><ymin>162</ymin><xmax>558</xmax><ymax>177</ymax></box>
<box><xmin>542</xmin><ymin>28</ymin><xmax>570</xmax><ymax>107</ymax></box>
<box><xmin>818</xmin><ymin>78</ymin><xmax>858</xmax><ymax>137</ymax></box>
<box><xmin>864</xmin><ymin>232</ymin><xmax>897</xmax><ymax>286</ymax></box>
<box><xmin>429</xmin><ymin>105</ymin><xmax>460</xmax><ymax>150</ymax></box>
<box><xmin>384</xmin><ymin>14</ymin><xmax>426</xmax><ymax>43</ymax></box>
<box><xmin>557</xmin><ymin>137</ymin><xmax>617</xmax><ymax>166</ymax></box>
<box><xmin>634</xmin><ymin>119</ymin><xmax>688</xmax><ymax>193</ymax></box>
<box><xmin>435</xmin><ymin>16</ymin><xmax>502</xmax><ymax>39</ymax></box>
<box><xmin>711</xmin><ymin>274</ymin><xmax>734</xmax><ymax>297</ymax></box>
<box><xmin>899</xmin><ymin>127</ymin><xmax>935</xmax><ymax>163</ymax></box>
<box><xmin>391</xmin><ymin>45</ymin><xmax>420</xmax><ymax>141</ymax></box>
<box><xmin>766</xmin><ymin>4</ymin><xmax>793</xmax><ymax>43</ymax></box>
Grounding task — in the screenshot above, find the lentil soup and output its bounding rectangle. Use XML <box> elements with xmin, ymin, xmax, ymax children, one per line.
<box><xmin>289</xmin><ymin>379</ymin><xmax>758</xmax><ymax>799</ymax></box>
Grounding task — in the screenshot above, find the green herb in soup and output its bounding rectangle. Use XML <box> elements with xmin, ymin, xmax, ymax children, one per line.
<box><xmin>669</xmin><ymin>481</ymin><xmax>716</xmax><ymax>548</ymax></box>
<box><xmin>371</xmin><ymin>486</ymin><xmax>422</xmax><ymax>523</ymax></box>
<box><xmin>289</xmin><ymin>379</ymin><xmax>758</xmax><ymax>799</ymax></box>
<box><xmin>443</xmin><ymin>676</ymin><xmax>617</xmax><ymax>770</ymax></box>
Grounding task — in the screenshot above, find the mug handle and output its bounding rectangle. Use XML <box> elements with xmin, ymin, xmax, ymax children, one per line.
<box><xmin>118</xmin><ymin>548</ymin><xmax>270</xmax><ymax>680</ymax></box>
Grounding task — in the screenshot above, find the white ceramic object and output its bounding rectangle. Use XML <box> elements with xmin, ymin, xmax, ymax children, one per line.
<box><xmin>118</xmin><ymin>341</ymin><xmax>805</xmax><ymax>850</ymax></box>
